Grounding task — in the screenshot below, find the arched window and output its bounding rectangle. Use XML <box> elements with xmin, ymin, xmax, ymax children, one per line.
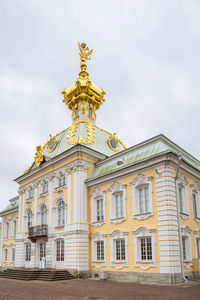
<box><xmin>42</xmin><ymin>180</ymin><xmax>48</xmax><ymax>194</ymax></box>
<box><xmin>56</xmin><ymin>239</ymin><xmax>64</xmax><ymax>261</ymax></box>
<box><xmin>41</xmin><ymin>204</ymin><xmax>47</xmax><ymax>225</ymax></box>
<box><xmin>28</xmin><ymin>187</ymin><xmax>33</xmax><ymax>199</ymax></box>
<box><xmin>58</xmin><ymin>173</ymin><xmax>66</xmax><ymax>187</ymax></box>
<box><xmin>57</xmin><ymin>200</ymin><xmax>65</xmax><ymax>225</ymax></box>
<box><xmin>27</xmin><ymin>209</ymin><xmax>32</xmax><ymax>230</ymax></box>
<box><xmin>12</xmin><ymin>219</ymin><xmax>17</xmax><ymax>237</ymax></box>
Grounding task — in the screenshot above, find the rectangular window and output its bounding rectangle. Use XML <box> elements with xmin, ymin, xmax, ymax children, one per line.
<box><xmin>139</xmin><ymin>186</ymin><xmax>149</xmax><ymax>214</ymax></box>
<box><xmin>192</xmin><ymin>193</ymin><xmax>198</xmax><ymax>218</ymax></box>
<box><xmin>96</xmin><ymin>241</ymin><xmax>104</xmax><ymax>261</ymax></box>
<box><xmin>13</xmin><ymin>220</ymin><xmax>17</xmax><ymax>237</ymax></box>
<box><xmin>11</xmin><ymin>248</ymin><xmax>15</xmax><ymax>262</ymax></box>
<box><xmin>116</xmin><ymin>239</ymin><xmax>125</xmax><ymax>261</ymax></box>
<box><xmin>196</xmin><ymin>238</ymin><xmax>200</xmax><ymax>259</ymax></box>
<box><xmin>4</xmin><ymin>249</ymin><xmax>8</xmax><ymax>262</ymax></box>
<box><xmin>182</xmin><ymin>237</ymin><xmax>187</xmax><ymax>260</ymax></box>
<box><xmin>178</xmin><ymin>186</ymin><xmax>184</xmax><ymax>213</ymax></box>
<box><xmin>5</xmin><ymin>222</ymin><xmax>9</xmax><ymax>238</ymax></box>
<box><xmin>115</xmin><ymin>193</ymin><xmax>124</xmax><ymax>218</ymax></box>
<box><xmin>140</xmin><ymin>237</ymin><xmax>152</xmax><ymax>260</ymax></box>
<box><xmin>56</xmin><ymin>240</ymin><xmax>64</xmax><ymax>261</ymax></box>
<box><xmin>25</xmin><ymin>243</ymin><xmax>31</xmax><ymax>262</ymax></box>
<box><xmin>96</xmin><ymin>198</ymin><xmax>104</xmax><ymax>221</ymax></box>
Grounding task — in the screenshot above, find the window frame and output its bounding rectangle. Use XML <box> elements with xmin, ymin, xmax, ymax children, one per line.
<box><xmin>57</xmin><ymin>199</ymin><xmax>65</xmax><ymax>226</ymax></box>
<box><xmin>181</xmin><ymin>226</ymin><xmax>192</xmax><ymax>262</ymax></box>
<box><xmin>131</xmin><ymin>174</ymin><xmax>153</xmax><ymax>220</ymax></box>
<box><xmin>56</xmin><ymin>239</ymin><xmax>64</xmax><ymax>262</ymax></box>
<box><xmin>91</xmin><ymin>233</ymin><xmax>106</xmax><ymax>266</ymax></box>
<box><xmin>133</xmin><ymin>227</ymin><xmax>156</xmax><ymax>269</ymax></box>
<box><xmin>11</xmin><ymin>218</ymin><xmax>17</xmax><ymax>238</ymax></box>
<box><xmin>3</xmin><ymin>247</ymin><xmax>8</xmax><ymax>262</ymax></box>
<box><xmin>110</xmin><ymin>230</ymin><xmax>128</xmax><ymax>268</ymax></box>
<box><xmin>109</xmin><ymin>182</ymin><xmax>126</xmax><ymax>224</ymax></box>
<box><xmin>25</xmin><ymin>243</ymin><xmax>31</xmax><ymax>262</ymax></box>
<box><xmin>11</xmin><ymin>247</ymin><xmax>16</xmax><ymax>263</ymax></box>
<box><xmin>91</xmin><ymin>188</ymin><xmax>105</xmax><ymax>226</ymax></box>
<box><xmin>190</xmin><ymin>182</ymin><xmax>200</xmax><ymax>222</ymax></box>
<box><xmin>177</xmin><ymin>174</ymin><xmax>189</xmax><ymax>219</ymax></box>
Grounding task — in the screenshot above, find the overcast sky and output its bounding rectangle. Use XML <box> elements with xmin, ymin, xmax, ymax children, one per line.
<box><xmin>0</xmin><ymin>0</ymin><xmax>200</xmax><ymax>212</ymax></box>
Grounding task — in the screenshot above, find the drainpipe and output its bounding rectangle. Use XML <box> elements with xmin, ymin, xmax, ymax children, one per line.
<box><xmin>175</xmin><ymin>153</ymin><xmax>187</xmax><ymax>282</ymax></box>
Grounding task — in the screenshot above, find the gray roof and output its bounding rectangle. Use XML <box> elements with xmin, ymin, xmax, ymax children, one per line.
<box><xmin>87</xmin><ymin>134</ymin><xmax>200</xmax><ymax>181</ymax></box>
<box><xmin>0</xmin><ymin>196</ymin><xmax>19</xmax><ymax>215</ymax></box>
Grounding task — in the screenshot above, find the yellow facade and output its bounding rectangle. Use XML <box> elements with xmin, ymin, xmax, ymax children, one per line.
<box><xmin>0</xmin><ymin>43</ymin><xmax>200</xmax><ymax>283</ymax></box>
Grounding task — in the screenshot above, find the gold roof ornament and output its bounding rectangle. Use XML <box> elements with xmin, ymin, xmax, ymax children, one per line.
<box><xmin>34</xmin><ymin>145</ymin><xmax>44</xmax><ymax>167</ymax></box>
<box><xmin>62</xmin><ymin>42</ymin><xmax>105</xmax><ymax>122</ymax></box>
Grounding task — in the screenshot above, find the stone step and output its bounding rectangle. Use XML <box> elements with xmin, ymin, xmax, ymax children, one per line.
<box><xmin>0</xmin><ymin>269</ymin><xmax>75</xmax><ymax>281</ymax></box>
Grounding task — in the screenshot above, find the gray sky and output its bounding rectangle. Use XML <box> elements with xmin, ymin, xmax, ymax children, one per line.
<box><xmin>0</xmin><ymin>0</ymin><xmax>200</xmax><ymax>212</ymax></box>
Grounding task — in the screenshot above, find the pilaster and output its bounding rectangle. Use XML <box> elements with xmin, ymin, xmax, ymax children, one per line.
<box><xmin>156</xmin><ymin>164</ymin><xmax>181</xmax><ymax>275</ymax></box>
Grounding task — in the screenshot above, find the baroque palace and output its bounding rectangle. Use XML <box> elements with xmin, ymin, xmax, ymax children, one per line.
<box><xmin>0</xmin><ymin>43</ymin><xmax>200</xmax><ymax>283</ymax></box>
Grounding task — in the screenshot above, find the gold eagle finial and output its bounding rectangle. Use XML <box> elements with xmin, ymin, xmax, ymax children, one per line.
<box><xmin>78</xmin><ymin>42</ymin><xmax>93</xmax><ymax>62</ymax></box>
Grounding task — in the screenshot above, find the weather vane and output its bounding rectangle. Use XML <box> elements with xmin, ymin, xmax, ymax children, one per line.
<box><xmin>78</xmin><ymin>42</ymin><xmax>93</xmax><ymax>62</ymax></box>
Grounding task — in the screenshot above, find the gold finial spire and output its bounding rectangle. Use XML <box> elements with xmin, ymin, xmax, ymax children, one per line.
<box><xmin>78</xmin><ymin>42</ymin><xmax>93</xmax><ymax>80</ymax></box>
<box><xmin>62</xmin><ymin>42</ymin><xmax>105</xmax><ymax>122</ymax></box>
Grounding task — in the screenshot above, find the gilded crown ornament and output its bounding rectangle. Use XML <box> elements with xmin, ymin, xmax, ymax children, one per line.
<box><xmin>62</xmin><ymin>42</ymin><xmax>105</xmax><ymax>124</ymax></box>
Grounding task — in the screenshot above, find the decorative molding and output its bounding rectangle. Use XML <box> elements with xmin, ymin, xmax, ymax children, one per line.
<box><xmin>190</xmin><ymin>181</ymin><xmax>200</xmax><ymax>192</ymax></box>
<box><xmin>109</xmin><ymin>230</ymin><xmax>128</xmax><ymax>269</ymax></box>
<box><xmin>91</xmin><ymin>232</ymin><xmax>107</xmax><ymax>268</ymax></box>
<box><xmin>91</xmin><ymin>187</ymin><xmax>106</xmax><ymax>226</ymax></box>
<box><xmin>109</xmin><ymin>181</ymin><xmax>126</xmax><ymax>223</ymax></box>
<box><xmin>132</xmin><ymin>227</ymin><xmax>156</xmax><ymax>270</ymax></box>
<box><xmin>131</xmin><ymin>174</ymin><xmax>153</xmax><ymax>220</ymax></box>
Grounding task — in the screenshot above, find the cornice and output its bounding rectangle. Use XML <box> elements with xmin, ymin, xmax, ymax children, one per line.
<box><xmin>86</xmin><ymin>152</ymin><xmax>200</xmax><ymax>187</ymax></box>
<box><xmin>14</xmin><ymin>144</ymin><xmax>105</xmax><ymax>184</ymax></box>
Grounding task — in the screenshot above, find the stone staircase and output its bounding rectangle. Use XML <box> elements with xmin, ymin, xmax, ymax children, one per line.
<box><xmin>0</xmin><ymin>269</ymin><xmax>75</xmax><ymax>281</ymax></box>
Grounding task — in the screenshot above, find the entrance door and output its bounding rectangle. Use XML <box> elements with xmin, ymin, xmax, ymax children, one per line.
<box><xmin>39</xmin><ymin>242</ymin><xmax>46</xmax><ymax>268</ymax></box>
<box><xmin>55</xmin><ymin>239</ymin><xmax>64</xmax><ymax>269</ymax></box>
<box><xmin>24</xmin><ymin>243</ymin><xmax>32</xmax><ymax>268</ymax></box>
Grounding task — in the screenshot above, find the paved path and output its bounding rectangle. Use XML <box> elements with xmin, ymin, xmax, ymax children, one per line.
<box><xmin>0</xmin><ymin>278</ymin><xmax>200</xmax><ymax>300</ymax></box>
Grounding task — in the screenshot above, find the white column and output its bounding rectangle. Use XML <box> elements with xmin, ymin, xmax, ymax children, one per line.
<box><xmin>33</xmin><ymin>183</ymin><xmax>38</xmax><ymax>226</ymax></box>
<box><xmin>17</xmin><ymin>189</ymin><xmax>22</xmax><ymax>233</ymax></box>
<box><xmin>21</xmin><ymin>188</ymin><xmax>26</xmax><ymax>234</ymax></box>
<box><xmin>48</xmin><ymin>175</ymin><xmax>54</xmax><ymax>233</ymax></box>
<box><xmin>67</xmin><ymin>169</ymin><xmax>72</xmax><ymax>225</ymax></box>
<box><xmin>156</xmin><ymin>164</ymin><xmax>181</xmax><ymax>277</ymax></box>
<box><xmin>73</xmin><ymin>164</ymin><xmax>88</xmax><ymax>224</ymax></box>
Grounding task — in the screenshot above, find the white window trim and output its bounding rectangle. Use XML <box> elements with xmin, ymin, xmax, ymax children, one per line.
<box><xmin>133</xmin><ymin>227</ymin><xmax>156</xmax><ymax>270</ymax></box>
<box><xmin>177</xmin><ymin>174</ymin><xmax>189</xmax><ymax>219</ymax></box>
<box><xmin>181</xmin><ymin>226</ymin><xmax>192</xmax><ymax>267</ymax></box>
<box><xmin>11</xmin><ymin>217</ymin><xmax>17</xmax><ymax>238</ymax></box>
<box><xmin>190</xmin><ymin>181</ymin><xmax>200</xmax><ymax>222</ymax></box>
<box><xmin>10</xmin><ymin>245</ymin><xmax>16</xmax><ymax>263</ymax></box>
<box><xmin>110</xmin><ymin>230</ymin><xmax>128</xmax><ymax>269</ymax></box>
<box><xmin>37</xmin><ymin>202</ymin><xmax>48</xmax><ymax>226</ymax></box>
<box><xmin>3</xmin><ymin>246</ymin><xmax>8</xmax><ymax>262</ymax></box>
<box><xmin>194</xmin><ymin>230</ymin><xmax>200</xmax><ymax>259</ymax></box>
<box><xmin>91</xmin><ymin>232</ymin><xmax>106</xmax><ymax>268</ymax></box>
<box><xmin>131</xmin><ymin>174</ymin><xmax>153</xmax><ymax>220</ymax></box>
<box><xmin>109</xmin><ymin>181</ymin><xmax>126</xmax><ymax>224</ymax></box>
<box><xmin>3</xmin><ymin>219</ymin><xmax>9</xmax><ymax>240</ymax></box>
<box><xmin>54</xmin><ymin>198</ymin><xmax>66</xmax><ymax>227</ymax></box>
<box><xmin>91</xmin><ymin>187</ymin><xmax>105</xmax><ymax>226</ymax></box>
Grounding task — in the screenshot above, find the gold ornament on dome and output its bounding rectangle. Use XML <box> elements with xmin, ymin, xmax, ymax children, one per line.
<box><xmin>34</xmin><ymin>145</ymin><xmax>44</xmax><ymax>167</ymax></box>
<box><xmin>78</xmin><ymin>42</ymin><xmax>93</xmax><ymax>62</ymax></box>
<box><xmin>47</xmin><ymin>134</ymin><xmax>58</xmax><ymax>153</ymax></box>
<box><xmin>107</xmin><ymin>133</ymin><xmax>120</xmax><ymax>151</ymax></box>
<box><xmin>62</xmin><ymin>42</ymin><xmax>105</xmax><ymax>120</ymax></box>
<box><xmin>67</xmin><ymin>120</ymin><xmax>95</xmax><ymax>145</ymax></box>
